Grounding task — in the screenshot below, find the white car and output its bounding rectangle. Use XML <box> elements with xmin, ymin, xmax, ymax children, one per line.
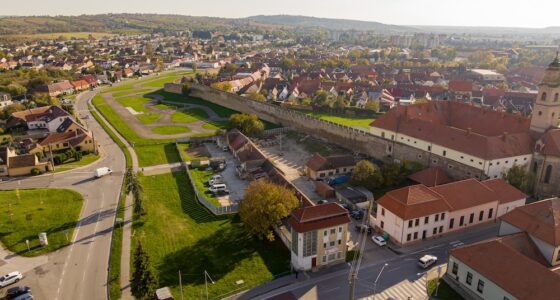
<box><xmin>417</xmin><ymin>255</ymin><xmax>438</xmax><ymax>269</ymax></box>
<box><xmin>208</xmin><ymin>175</ymin><xmax>223</xmax><ymax>186</ymax></box>
<box><xmin>0</xmin><ymin>271</ymin><xmax>23</xmax><ymax>288</ymax></box>
<box><xmin>372</xmin><ymin>235</ymin><xmax>387</xmax><ymax>246</ymax></box>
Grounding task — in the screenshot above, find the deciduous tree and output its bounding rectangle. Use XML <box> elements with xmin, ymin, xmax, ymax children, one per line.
<box><xmin>350</xmin><ymin>160</ymin><xmax>383</xmax><ymax>190</ymax></box>
<box><xmin>229</xmin><ymin>113</ymin><xmax>265</xmax><ymax>136</ymax></box>
<box><xmin>502</xmin><ymin>164</ymin><xmax>535</xmax><ymax>195</ymax></box>
<box><xmin>239</xmin><ymin>180</ymin><xmax>299</xmax><ymax>241</ymax></box>
<box><xmin>131</xmin><ymin>242</ymin><xmax>158</xmax><ymax>299</ymax></box>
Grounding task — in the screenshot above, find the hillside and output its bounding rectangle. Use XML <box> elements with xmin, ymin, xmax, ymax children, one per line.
<box><xmin>247</xmin><ymin>15</ymin><xmax>412</xmax><ymax>33</ymax></box>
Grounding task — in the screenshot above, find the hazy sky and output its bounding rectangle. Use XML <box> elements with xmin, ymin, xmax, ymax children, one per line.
<box><xmin>4</xmin><ymin>0</ymin><xmax>560</xmax><ymax>28</ymax></box>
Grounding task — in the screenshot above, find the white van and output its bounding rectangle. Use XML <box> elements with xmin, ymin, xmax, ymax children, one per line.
<box><xmin>208</xmin><ymin>184</ymin><xmax>227</xmax><ymax>194</ymax></box>
<box><xmin>94</xmin><ymin>167</ymin><xmax>112</xmax><ymax>178</ymax></box>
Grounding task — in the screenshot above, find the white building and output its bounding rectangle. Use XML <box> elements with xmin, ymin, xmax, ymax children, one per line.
<box><xmin>374</xmin><ymin>178</ymin><xmax>526</xmax><ymax>246</ymax></box>
<box><xmin>446</xmin><ymin>198</ymin><xmax>560</xmax><ymax>300</ymax></box>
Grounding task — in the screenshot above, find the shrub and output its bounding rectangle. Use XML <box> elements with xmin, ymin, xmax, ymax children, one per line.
<box><xmin>30</xmin><ymin>168</ymin><xmax>40</xmax><ymax>176</ymax></box>
<box><xmin>35</xmin><ymin>151</ymin><xmax>44</xmax><ymax>161</ymax></box>
<box><xmin>53</xmin><ymin>155</ymin><xmax>63</xmax><ymax>165</ymax></box>
<box><xmin>74</xmin><ymin>151</ymin><xmax>82</xmax><ymax>162</ymax></box>
<box><xmin>81</xmin><ymin>150</ymin><xmax>90</xmax><ymax>156</ymax></box>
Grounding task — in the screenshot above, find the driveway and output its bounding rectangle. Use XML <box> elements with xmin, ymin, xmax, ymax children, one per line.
<box><xmin>0</xmin><ymin>91</ymin><xmax>126</xmax><ymax>300</ymax></box>
<box><xmin>204</xmin><ymin>142</ymin><xmax>247</xmax><ymax>204</ymax></box>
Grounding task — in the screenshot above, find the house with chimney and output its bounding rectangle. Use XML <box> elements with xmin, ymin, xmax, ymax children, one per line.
<box><xmin>0</xmin><ymin>146</ymin><xmax>51</xmax><ymax>177</ymax></box>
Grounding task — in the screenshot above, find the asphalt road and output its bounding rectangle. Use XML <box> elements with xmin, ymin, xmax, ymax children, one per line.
<box><xmin>0</xmin><ymin>90</ymin><xmax>126</xmax><ymax>300</ymax></box>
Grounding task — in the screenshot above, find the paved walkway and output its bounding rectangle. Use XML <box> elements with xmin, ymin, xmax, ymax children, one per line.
<box><xmin>140</xmin><ymin>162</ymin><xmax>183</xmax><ymax>176</ymax></box>
<box><xmin>0</xmin><ymin>245</ymin><xmax>48</xmax><ymax>278</ymax></box>
<box><xmin>89</xmin><ymin>95</ymin><xmax>138</xmax><ymax>300</ymax></box>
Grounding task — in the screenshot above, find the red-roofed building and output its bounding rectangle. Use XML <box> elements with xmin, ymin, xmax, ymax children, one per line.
<box><xmin>374</xmin><ymin>178</ymin><xmax>526</xmax><ymax>246</ymax></box>
<box><xmin>446</xmin><ymin>198</ymin><xmax>560</xmax><ymax>300</ymax></box>
<box><xmin>287</xmin><ymin>203</ymin><xmax>350</xmax><ymax>270</ymax></box>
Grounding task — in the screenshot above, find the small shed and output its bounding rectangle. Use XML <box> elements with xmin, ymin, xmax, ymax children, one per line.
<box><xmin>156</xmin><ymin>287</ymin><xmax>174</xmax><ymax>300</ymax></box>
<box><xmin>336</xmin><ymin>187</ymin><xmax>372</xmax><ymax>209</ymax></box>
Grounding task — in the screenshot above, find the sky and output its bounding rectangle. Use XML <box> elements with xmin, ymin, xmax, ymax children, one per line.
<box><xmin>3</xmin><ymin>0</ymin><xmax>560</xmax><ymax>28</ymax></box>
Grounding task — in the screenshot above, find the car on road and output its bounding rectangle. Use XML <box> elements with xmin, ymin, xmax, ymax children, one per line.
<box><xmin>94</xmin><ymin>167</ymin><xmax>112</xmax><ymax>178</ymax></box>
<box><xmin>417</xmin><ymin>255</ymin><xmax>438</xmax><ymax>269</ymax></box>
<box><xmin>371</xmin><ymin>235</ymin><xmax>387</xmax><ymax>246</ymax></box>
<box><xmin>0</xmin><ymin>271</ymin><xmax>23</xmax><ymax>288</ymax></box>
<box><xmin>6</xmin><ymin>286</ymin><xmax>31</xmax><ymax>299</ymax></box>
<box><xmin>351</xmin><ymin>210</ymin><xmax>364</xmax><ymax>220</ymax></box>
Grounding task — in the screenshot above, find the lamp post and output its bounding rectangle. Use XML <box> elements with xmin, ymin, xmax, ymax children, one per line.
<box><xmin>373</xmin><ymin>263</ymin><xmax>388</xmax><ymax>300</ymax></box>
<box><xmin>204</xmin><ymin>270</ymin><xmax>215</xmax><ymax>300</ymax></box>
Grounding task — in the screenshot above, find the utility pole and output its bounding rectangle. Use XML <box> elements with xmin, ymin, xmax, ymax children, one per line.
<box><xmin>179</xmin><ymin>270</ymin><xmax>184</xmax><ymax>300</ymax></box>
<box><xmin>348</xmin><ymin>197</ymin><xmax>374</xmax><ymax>300</ymax></box>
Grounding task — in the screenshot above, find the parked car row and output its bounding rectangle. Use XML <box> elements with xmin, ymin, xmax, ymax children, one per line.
<box><xmin>0</xmin><ymin>271</ymin><xmax>33</xmax><ymax>299</ymax></box>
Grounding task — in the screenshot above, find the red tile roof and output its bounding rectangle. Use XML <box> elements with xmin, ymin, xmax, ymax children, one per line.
<box><xmin>448</xmin><ymin>80</ymin><xmax>473</xmax><ymax>92</ymax></box>
<box><xmin>407</xmin><ymin>166</ymin><xmax>452</xmax><ymax>187</ymax></box>
<box><xmin>305</xmin><ymin>153</ymin><xmax>355</xmax><ymax>172</ymax></box>
<box><xmin>370</xmin><ymin>101</ymin><xmax>534</xmax><ymax>160</ymax></box>
<box><xmin>450</xmin><ymin>233</ymin><xmax>560</xmax><ymax>300</ymax></box>
<box><xmin>289</xmin><ymin>203</ymin><xmax>350</xmax><ymax>233</ymax></box>
<box><xmin>500</xmin><ymin>198</ymin><xmax>560</xmax><ymax>246</ymax></box>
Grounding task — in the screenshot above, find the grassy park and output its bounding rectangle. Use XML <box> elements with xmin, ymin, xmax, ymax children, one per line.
<box><xmin>171</xmin><ymin>108</ymin><xmax>209</xmax><ymax>123</ymax></box>
<box><xmin>54</xmin><ymin>153</ymin><xmax>100</xmax><ymax>173</ymax></box>
<box><xmin>152</xmin><ymin>126</ymin><xmax>191</xmax><ymax>135</ymax></box>
<box><xmin>134</xmin><ymin>172</ymin><xmax>290</xmax><ymax>299</ymax></box>
<box><xmin>303</xmin><ymin>111</ymin><xmax>376</xmax><ymax>130</ymax></box>
<box><xmin>0</xmin><ymin>188</ymin><xmax>83</xmax><ymax>257</ymax></box>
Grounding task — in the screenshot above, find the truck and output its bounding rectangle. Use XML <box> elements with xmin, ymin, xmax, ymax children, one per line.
<box><xmin>328</xmin><ymin>175</ymin><xmax>349</xmax><ymax>186</ymax></box>
<box><xmin>94</xmin><ymin>167</ymin><xmax>113</xmax><ymax>178</ymax></box>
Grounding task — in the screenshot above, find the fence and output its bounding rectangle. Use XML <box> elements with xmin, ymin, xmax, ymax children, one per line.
<box><xmin>175</xmin><ymin>141</ymin><xmax>239</xmax><ymax>215</ymax></box>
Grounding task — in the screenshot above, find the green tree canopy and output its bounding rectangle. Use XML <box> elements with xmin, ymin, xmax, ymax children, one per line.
<box><xmin>502</xmin><ymin>164</ymin><xmax>535</xmax><ymax>195</ymax></box>
<box><xmin>131</xmin><ymin>242</ymin><xmax>158</xmax><ymax>299</ymax></box>
<box><xmin>239</xmin><ymin>180</ymin><xmax>299</xmax><ymax>241</ymax></box>
<box><xmin>350</xmin><ymin>160</ymin><xmax>383</xmax><ymax>190</ymax></box>
<box><xmin>229</xmin><ymin>113</ymin><xmax>265</xmax><ymax>136</ymax></box>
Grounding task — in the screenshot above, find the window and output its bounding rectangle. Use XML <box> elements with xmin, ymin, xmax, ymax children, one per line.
<box><xmin>291</xmin><ymin>230</ymin><xmax>298</xmax><ymax>253</ymax></box>
<box><xmin>477</xmin><ymin>279</ymin><xmax>485</xmax><ymax>293</ymax></box>
<box><xmin>424</xmin><ymin>216</ymin><xmax>429</xmax><ymax>224</ymax></box>
<box><xmin>407</xmin><ymin>233</ymin><xmax>412</xmax><ymax>241</ymax></box>
<box><xmin>433</xmin><ymin>228</ymin><xmax>437</xmax><ymax>235</ymax></box>
<box><xmin>443</xmin><ymin>150</ymin><xmax>447</xmax><ymax>156</ymax></box>
<box><xmin>439</xmin><ymin>226</ymin><xmax>443</xmax><ymax>233</ymax></box>
<box><xmin>324</xmin><ymin>230</ymin><xmax>327</xmax><ymax>236</ymax></box>
<box><xmin>441</xmin><ymin>213</ymin><xmax>445</xmax><ymax>220</ymax></box>
<box><xmin>339</xmin><ymin>226</ymin><xmax>342</xmax><ymax>232</ymax></box>
<box><xmin>544</xmin><ymin>165</ymin><xmax>553</xmax><ymax>184</ymax></box>
<box><xmin>466</xmin><ymin>272</ymin><xmax>473</xmax><ymax>285</ymax></box>
<box><xmin>338</xmin><ymin>240</ymin><xmax>341</xmax><ymax>245</ymax></box>
<box><xmin>555</xmin><ymin>93</ymin><xmax>559</xmax><ymax>102</ymax></box>
<box><xmin>435</xmin><ymin>214</ymin><xmax>439</xmax><ymax>222</ymax></box>
<box><xmin>302</xmin><ymin>231</ymin><xmax>317</xmax><ymax>257</ymax></box>
<box><xmin>413</xmin><ymin>232</ymin><xmax>418</xmax><ymax>239</ymax></box>
<box><xmin>330</xmin><ymin>228</ymin><xmax>336</xmax><ymax>235</ymax></box>
<box><xmin>322</xmin><ymin>255</ymin><xmax>326</xmax><ymax>263</ymax></box>
<box><xmin>460</xmin><ymin>216</ymin><xmax>465</xmax><ymax>226</ymax></box>
<box><xmin>452</xmin><ymin>262</ymin><xmax>458</xmax><ymax>275</ymax></box>
<box><xmin>323</xmin><ymin>243</ymin><xmax>327</xmax><ymax>248</ymax></box>
<box><xmin>408</xmin><ymin>220</ymin><xmax>413</xmax><ymax>228</ymax></box>
<box><xmin>533</xmin><ymin>162</ymin><xmax>538</xmax><ymax>173</ymax></box>
<box><xmin>381</xmin><ymin>208</ymin><xmax>385</xmax><ymax>216</ymax></box>
<box><xmin>541</xmin><ymin>92</ymin><xmax>547</xmax><ymax>101</ymax></box>
<box><xmin>449</xmin><ymin>218</ymin><xmax>455</xmax><ymax>229</ymax></box>
<box><xmin>469</xmin><ymin>213</ymin><xmax>474</xmax><ymax>224</ymax></box>
<box><xmin>488</xmin><ymin>208</ymin><xmax>494</xmax><ymax>219</ymax></box>
<box><xmin>539</xmin><ymin>111</ymin><xmax>543</xmax><ymax>116</ymax></box>
<box><xmin>380</xmin><ymin>221</ymin><xmax>384</xmax><ymax>229</ymax></box>
<box><xmin>415</xmin><ymin>219</ymin><xmax>419</xmax><ymax>226</ymax></box>
<box><xmin>479</xmin><ymin>211</ymin><xmax>484</xmax><ymax>221</ymax></box>
<box><xmin>329</xmin><ymin>241</ymin><xmax>335</xmax><ymax>247</ymax></box>
<box><xmin>428</xmin><ymin>146</ymin><xmax>431</xmax><ymax>151</ymax></box>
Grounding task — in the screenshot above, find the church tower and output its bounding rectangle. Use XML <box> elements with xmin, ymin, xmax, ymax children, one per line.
<box><xmin>530</xmin><ymin>53</ymin><xmax>560</xmax><ymax>133</ymax></box>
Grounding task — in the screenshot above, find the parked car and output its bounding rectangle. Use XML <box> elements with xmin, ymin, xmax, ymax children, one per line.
<box><xmin>340</xmin><ymin>203</ymin><xmax>351</xmax><ymax>211</ymax></box>
<box><xmin>208</xmin><ymin>175</ymin><xmax>223</xmax><ymax>186</ymax></box>
<box><xmin>351</xmin><ymin>210</ymin><xmax>364</xmax><ymax>220</ymax></box>
<box><xmin>12</xmin><ymin>293</ymin><xmax>33</xmax><ymax>300</ymax></box>
<box><xmin>371</xmin><ymin>235</ymin><xmax>387</xmax><ymax>246</ymax></box>
<box><xmin>0</xmin><ymin>272</ymin><xmax>23</xmax><ymax>288</ymax></box>
<box><xmin>215</xmin><ymin>189</ymin><xmax>230</xmax><ymax>196</ymax></box>
<box><xmin>208</xmin><ymin>184</ymin><xmax>228</xmax><ymax>194</ymax></box>
<box><xmin>354</xmin><ymin>224</ymin><xmax>372</xmax><ymax>234</ymax></box>
<box><xmin>6</xmin><ymin>286</ymin><xmax>31</xmax><ymax>299</ymax></box>
<box><xmin>417</xmin><ymin>255</ymin><xmax>438</xmax><ymax>269</ymax></box>
<box><xmin>94</xmin><ymin>167</ymin><xmax>112</xmax><ymax>178</ymax></box>
<box><xmin>222</xmin><ymin>146</ymin><xmax>229</xmax><ymax>151</ymax></box>
<box><xmin>317</xmin><ymin>199</ymin><xmax>328</xmax><ymax>204</ymax></box>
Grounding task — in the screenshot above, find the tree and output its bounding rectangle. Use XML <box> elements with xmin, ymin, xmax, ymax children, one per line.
<box><xmin>182</xmin><ymin>83</ymin><xmax>191</xmax><ymax>96</ymax></box>
<box><xmin>313</xmin><ymin>90</ymin><xmax>331</xmax><ymax>107</ymax></box>
<box><xmin>229</xmin><ymin>113</ymin><xmax>265</xmax><ymax>136</ymax></box>
<box><xmin>364</xmin><ymin>100</ymin><xmax>380</xmax><ymax>112</ymax></box>
<box><xmin>381</xmin><ymin>162</ymin><xmax>406</xmax><ymax>187</ymax></box>
<box><xmin>350</xmin><ymin>160</ymin><xmax>383</xmax><ymax>190</ymax></box>
<box><xmin>239</xmin><ymin>180</ymin><xmax>299</xmax><ymax>241</ymax></box>
<box><xmin>211</xmin><ymin>82</ymin><xmax>233</xmax><ymax>92</ymax></box>
<box><xmin>125</xmin><ymin>167</ymin><xmax>144</xmax><ymax>214</ymax></box>
<box><xmin>502</xmin><ymin>164</ymin><xmax>535</xmax><ymax>195</ymax></box>
<box><xmin>131</xmin><ymin>242</ymin><xmax>158</xmax><ymax>299</ymax></box>
<box><xmin>247</xmin><ymin>92</ymin><xmax>266</xmax><ymax>102</ymax></box>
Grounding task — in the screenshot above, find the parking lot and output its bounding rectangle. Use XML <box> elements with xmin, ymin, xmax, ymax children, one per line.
<box><xmin>204</xmin><ymin>142</ymin><xmax>248</xmax><ymax>205</ymax></box>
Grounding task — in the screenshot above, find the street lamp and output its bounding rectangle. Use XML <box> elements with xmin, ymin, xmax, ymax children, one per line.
<box><xmin>373</xmin><ymin>263</ymin><xmax>388</xmax><ymax>300</ymax></box>
<box><xmin>204</xmin><ymin>270</ymin><xmax>215</xmax><ymax>300</ymax></box>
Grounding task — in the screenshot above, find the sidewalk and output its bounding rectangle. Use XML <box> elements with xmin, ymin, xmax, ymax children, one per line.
<box><xmin>226</xmin><ymin>271</ymin><xmax>310</xmax><ymax>300</ymax></box>
<box><xmin>140</xmin><ymin>162</ymin><xmax>183</xmax><ymax>176</ymax></box>
<box><xmin>387</xmin><ymin>222</ymin><xmax>499</xmax><ymax>256</ymax></box>
<box><xmin>0</xmin><ymin>245</ymin><xmax>47</xmax><ymax>277</ymax></box>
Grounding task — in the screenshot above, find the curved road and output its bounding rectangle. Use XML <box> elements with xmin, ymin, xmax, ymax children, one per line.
<box><xmin>0</xmin><ymin>90</ymin><xmax>126</xmax><ymax>300</ymax></box>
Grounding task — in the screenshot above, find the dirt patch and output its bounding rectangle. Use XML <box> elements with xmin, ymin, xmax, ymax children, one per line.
<box><xmin>186</xmin><ymin>145</ymin><xmax>211</xmax><ymax>158</ymax></box>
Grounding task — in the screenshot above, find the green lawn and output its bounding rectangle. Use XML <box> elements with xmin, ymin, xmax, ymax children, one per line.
<box><xmin>0</xmin><ymin>189</ymin><xmax>83</xmax><ymax>257</ymax></box>
<box><xmin>304</xmin><ymin>111</ymin><xmax>375</xmax><ymax>130</ymax></box>
<box><xmin>115</xmin><ymin>95</ymin><xmax>153</xmax><ymax>113</ymax></box>
<box><xmin>135</xmin><ymin>172</ymin><xmax>290</xmax><ymax>299</ymax></box>
<box><xmin>112</xmin><ymin>88</ymin><xmax>152</xmax><ymax>98</ymax></box>
<box><xmin>202</xmin><ymin>121</ymin><xmax>230</xmax><ymax>131</ymax></box>
<box><xmin>92</xmin><ymin>94</ymin><xmax>179</xmax><ymax>167</ymax></box>
<box><xmin>189</xmin><ymin>168</ymin><xmax>221</xmax><ymax>207</ymax></box>
<box><xmin>428</xmin><ymin>279</ymin><xmax>464</xmax><ymax>300</ymax></box>
<box><xmin>152</xmin><ymin>126</ymin><xmax>191</xmax><ymax>135</ymax></box>
<box><xmin>171</xmin><ymin>108</ymin><xmax>209</xmax><ymax>123</ymax></box>
<box><xmin>54</xmin><ymin>154</ymin><xmax>100</xmax><ymax>173</ymax></box>
<box><xmin>136</xmin><ymin>113</ymin><xmax>161</xmax><ymax>124</ymax></box>
<box><xmin>154</xmin><ymin>91</ymin><xmax>238</xmax><ymax>118</ymax></box>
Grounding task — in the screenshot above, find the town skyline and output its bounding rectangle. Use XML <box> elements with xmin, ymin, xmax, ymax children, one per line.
<box><xmin>3</xmin><ymin>0</ymin><xmax>560</xmax><ymax>28</ymax></box>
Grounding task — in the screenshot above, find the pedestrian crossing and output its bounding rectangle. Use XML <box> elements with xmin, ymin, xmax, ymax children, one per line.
<box><xmin>360</xmin><ymin>277</ymin><xmax>428</xmax><ymax>300</ymax></box>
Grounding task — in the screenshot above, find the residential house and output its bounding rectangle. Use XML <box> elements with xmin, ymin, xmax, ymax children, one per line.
<box><xmin>0</xmin><ymin>146</ymin><xmax>51</xmax><ymax>177</ymax></box>
<box><xmin>71</xmin><ymin>79</ymin><xmax>90</xmax><ymax>92</ymax></box>
<box><xmin>35</xmin><ymin>80</ymin><xmax>74</xmax><ymax>97</ymax></box>
<box><xmin>407</xmin><ymin>166</ymin><xmax>452</xmax><ymax>187</ymax></box>
<box><xmin>445</xmin><ymin>198</ymin><xmax>560</xmax><ymax>300</ymax></box>
<box><xmin>288</xmin><ymin>203</ymin><xmax>350</xmax><ymax>271</ymax></box>
<box><xmin>38</xmin><ymin>128</ymin><xmax>95</xmax><ymax>153</ymax></box>
<box><xmin>9</xmin><ymin>106</ymin><xmax>72</xmax><ymax>132</ymax></box>
<box><xmin>374</xmin><ymin>178</ymin><xmax>526</xmax><ymax>246</ymax></box>
<box><xmin>0</xmin><ymin>92</ymin><xmax>13</xmax><ymax>110</ymax></box>
<box><xmin>448</xmin><ymin>80</ymin><xmax>473</xmax><ymax>101</ymax></box>
<box><xmin>304</xmin><ymin>153</ymin><xmax>356</xmax><ymax>180</ymax></box>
